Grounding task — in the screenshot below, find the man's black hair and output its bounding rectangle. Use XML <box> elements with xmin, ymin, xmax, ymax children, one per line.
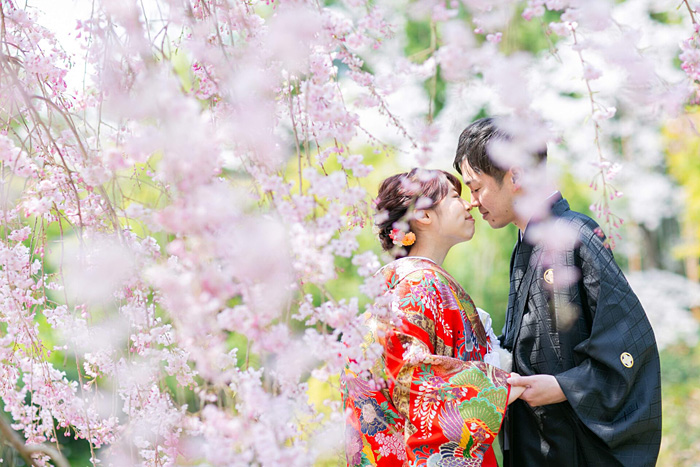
<box><xmin>453</xmin><ymin>117</ymin><xmax>547</xmax><ymax>184</ymax></box>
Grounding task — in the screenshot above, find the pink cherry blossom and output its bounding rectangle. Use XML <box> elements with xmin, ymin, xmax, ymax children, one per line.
<box><xmin>486</xmin><ymin>32</ymin><xmax>503</xmax><ymax>44</ymax></box>
<box><xmin>583</xmin><ymin>63</ymin><xmax>603</xmax><ymax>80</ymax></box>
<box><xmin>0</xmin><ymin>0</ymin><xmax>696</xmax><ymax>464</ymax></box>
<box><xmin>549</xmin><ymin>21</ymin><xmax>572</xmax><ymax>36</ymax></box>
<box><xmin>592</xmin><ymin>105</ymin><xmax>617</xmax><ymax>121</ymax></box>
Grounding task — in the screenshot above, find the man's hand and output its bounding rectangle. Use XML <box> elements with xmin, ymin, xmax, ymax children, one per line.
<box><xmin>506</xmin><ymin>374</ymin><xmax>567</xmax><ymax>407</ymax></box>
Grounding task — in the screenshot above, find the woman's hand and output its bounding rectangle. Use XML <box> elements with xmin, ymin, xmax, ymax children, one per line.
<box><xmin>507</xmin><ymin>372</ymin><xmax>526</xmax><ymax>405</ymax></box>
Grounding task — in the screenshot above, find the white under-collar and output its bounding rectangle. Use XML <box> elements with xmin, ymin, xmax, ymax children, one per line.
<box><xmin>402</xmin><ymin>255</ymin><xmax>438</xmax><ymax>265</ymax></box>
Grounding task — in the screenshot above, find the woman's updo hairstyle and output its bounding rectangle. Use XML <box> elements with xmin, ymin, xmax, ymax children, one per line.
<box><xmin>375</xmin><ymin>168</ymin><xmax>462</xmax><ymax>256</ymax></box>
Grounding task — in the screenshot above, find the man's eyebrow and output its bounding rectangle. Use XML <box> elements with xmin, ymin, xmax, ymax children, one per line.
<box><xmin>463</xmin><ymin>178</ymin><xmax>474</xmax><ymax>186</ymax></box>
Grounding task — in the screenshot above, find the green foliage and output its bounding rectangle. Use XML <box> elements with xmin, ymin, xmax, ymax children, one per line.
<box><xmin>556</xmin><ymin>171</ymin><xmax>596</xmax><ymax>218</ymax></box>
<box><xmin>658</xmin><ymin>341</ymin><xmax>700</xmax><ymax>466</ymax></box>
<box><xmin>648</xmin><ymin>10</ymin><xmax>685</xmax><ymax>25</ymax></box>
<box><xmin>404</xmin><ymin>19</ymin><xmax>448</xmax><ymax>117</ymax></box>
<box><xmin>228</xmin><ymin>332</ymin><xmax>261</xmax><ymax>369</ymax></box>
<box><xmin>404</xmin><ymin>21</ymin><xmax>433</xmax><ymax>59</ymax></box>
<box><xmin>444</xmin><ymin>221</ymin><xmax>515</xmax><ymax>333</ymax></box>
<box><xmin>430</xmin><ymin>67</ymin><xmax>448</xmax><ymax>117</ymax></box>
<box><xmin>664</xmin><ymin>113</ymin><xmax>700</xmax><ymax>259</ymax></box>
<box><xmin>501</xmin><ymin>9</ymin><xmax>562</xmax><ymax>55</ymax></box>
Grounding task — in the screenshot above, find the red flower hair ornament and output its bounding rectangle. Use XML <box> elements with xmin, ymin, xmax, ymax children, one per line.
<box><xmin>389</xmin><ymin>228</ymin><xmax>416</xmax><ymax>246</ymax></box>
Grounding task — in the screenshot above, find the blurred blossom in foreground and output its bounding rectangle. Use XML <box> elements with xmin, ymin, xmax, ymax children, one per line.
<box><xmin>0</xmin><ymin>0</ymin><xmax>697</xmax><ymax>465</ymax></box>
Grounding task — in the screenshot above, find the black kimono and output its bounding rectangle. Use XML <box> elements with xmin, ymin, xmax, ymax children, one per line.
<box><xmin>500</xmin><ymin>195</ymin><xmax>662</xmax><ymax>467</ymax></box>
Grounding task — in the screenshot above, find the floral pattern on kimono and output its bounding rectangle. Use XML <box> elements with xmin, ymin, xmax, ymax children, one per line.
<box><xmin>342</xmin><ymin>257</ymin><xmax>511</xmax><ymax>467</ymax></box>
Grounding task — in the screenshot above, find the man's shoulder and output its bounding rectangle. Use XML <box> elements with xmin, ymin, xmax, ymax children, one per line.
<box><xmin>557</xmin><ymin>206</ymin><xmax>598</xmax><ymax>229</ymax></box>
<box><xmin>553</xmin><ymin>201</ymin><xmax>603</xmax><ymax>246</ymax></box>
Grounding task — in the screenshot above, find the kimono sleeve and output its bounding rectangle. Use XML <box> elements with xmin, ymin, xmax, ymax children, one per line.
<box><xmin>384</xmin><ymin>269</ymin><xmax>511</xmax><ymax>463</ymax></box>
<box><xmin>553</xmin><ymin>225</ymin><xmax>662</xmax><ymax>456</ymax></box>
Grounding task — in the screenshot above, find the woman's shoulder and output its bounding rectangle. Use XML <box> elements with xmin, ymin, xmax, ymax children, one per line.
<box><xmin>378</xmin><ymin>257</ymin><xmax>452</xmax><ymax>287</ymax></box>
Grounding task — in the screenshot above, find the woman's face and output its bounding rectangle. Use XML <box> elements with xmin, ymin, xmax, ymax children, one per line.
<box><xmin>429</xmin><ymin>185</ymin><xmax>475</xmax><ymax>243</ymax></box>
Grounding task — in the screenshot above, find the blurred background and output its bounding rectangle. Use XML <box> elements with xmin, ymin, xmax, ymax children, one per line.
<box><xmin>1</xmin><ymin>0</ymin><xmax>699</xmax><ymax>465</ymax></box>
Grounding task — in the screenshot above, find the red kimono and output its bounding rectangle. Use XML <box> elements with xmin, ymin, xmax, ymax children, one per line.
<box><xmin>342</xmin><ymin>257</ymin><xmax>511</xmax><ymax>466</ymax></box>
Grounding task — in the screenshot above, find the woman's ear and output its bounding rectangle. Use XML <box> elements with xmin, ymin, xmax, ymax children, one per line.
<box><xmin>413</xmin><ymin>209</ymin><xmax>432</xmax><ymax>226</ymax></box>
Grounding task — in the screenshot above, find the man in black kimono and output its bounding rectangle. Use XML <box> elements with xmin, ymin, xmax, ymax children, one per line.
<box><xmin>453</xmin><ymin>117</ymin><xmax>662</xmax><ymax>466</ymax></box>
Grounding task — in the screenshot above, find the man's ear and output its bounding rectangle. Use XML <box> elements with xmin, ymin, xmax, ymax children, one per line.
<box><xmin>413</xmin><ymin>209</ymin><xmax>432</xmax><ymax>226</ymax></box>
<box><xmin>509</xmin><ymin>167</ymin><xmax>523</xmax><ymax>191</ymax></box>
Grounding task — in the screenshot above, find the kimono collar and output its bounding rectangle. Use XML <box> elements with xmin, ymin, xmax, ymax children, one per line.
<box><xmin>377</xmin><ymin>256</ymin><xmax>444</xmax><ymax>286</ymax></box>
<box><xmin>376</xmin><ymin>256</ymin><xmax>488</xmax><ymax>347</ymax></box>
<box><xmin>521</xmin><ymin>191</ymin><xmax>566</xmax><ymax>244</ymax></box>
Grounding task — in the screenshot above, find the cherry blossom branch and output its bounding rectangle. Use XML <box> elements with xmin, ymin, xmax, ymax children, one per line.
<box><xmin>571</xmin><ymin>26</ymin><xmax>623</xmax><ymax>248</ymax></box>
<box><xmin>427</xmin><ymin>21</ymin><xmax>438</xmax><ymax>123</ymax></box>
<box><xmin>0</xmin><ymin>60</ymin><xmax>86</xmax><ymax>237</ymax></box>
<box><xmin>0</xmin><ymin>413</ymin><xmax>69</xmax><ymax>467</ymax></box>
<box><xmin>287</xmin><ymin>78</ymin><xmax>304</xmax><ymax>195</ymax></box>
<box><xmin>681</xmin><ymin>0</ymin><xmax>698</xmax><ymax>24</ymax></box>
<box><xmin>679</xmin><ymin>1</ymin><xmax>700</xmax><ymax>103</ymax></box>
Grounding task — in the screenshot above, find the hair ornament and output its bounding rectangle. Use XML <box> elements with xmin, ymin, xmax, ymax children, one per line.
<box><xmin>389</xmin><ymin>228</ymin><xmax>416</xmax><ymax>246</ymax></box>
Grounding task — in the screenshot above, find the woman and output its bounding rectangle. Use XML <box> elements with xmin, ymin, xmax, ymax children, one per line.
<box><xmin>342</xmin><ymin>168</ymin><xmax>522</xmax><ymax>466</ymax></box>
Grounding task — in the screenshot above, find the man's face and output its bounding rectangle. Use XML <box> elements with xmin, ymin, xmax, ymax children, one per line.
<box><xmin>460</xmin><ymin>161</ymin><xmax>517</xmax><ymax>229</ymax></box>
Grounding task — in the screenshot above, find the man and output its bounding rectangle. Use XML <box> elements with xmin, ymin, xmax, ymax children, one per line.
<box><xmin>453</xmin><ymin>117</ymin><xmax>662</xmax><ymax>466</ymax></box>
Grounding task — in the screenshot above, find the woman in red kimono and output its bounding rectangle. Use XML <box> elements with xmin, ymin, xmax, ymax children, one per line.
<box><xmin>342</xmin><ymin>169</ymin><xmax>522</xmax><ymax>466</ymax></box>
